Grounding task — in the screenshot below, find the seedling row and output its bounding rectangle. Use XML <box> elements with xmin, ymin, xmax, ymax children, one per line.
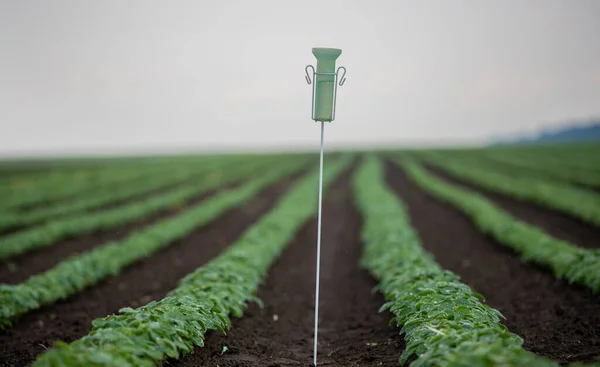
<box><xmin>0</xmin><ymin>144</ymin><xmax>598</xmax><ymax>366</ymax></box>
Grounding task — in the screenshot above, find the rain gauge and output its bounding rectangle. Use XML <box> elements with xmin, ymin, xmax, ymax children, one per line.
<box><xmin>304</xmin><ymin>47</ymin><xmax>347</xmax><ymax>366</ymax></box>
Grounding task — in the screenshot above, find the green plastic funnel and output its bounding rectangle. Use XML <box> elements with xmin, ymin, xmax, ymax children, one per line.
<box><xmin>312</xmin><ymin>47</ymin><xmax>342</xmax><ymax>122</ymax></box>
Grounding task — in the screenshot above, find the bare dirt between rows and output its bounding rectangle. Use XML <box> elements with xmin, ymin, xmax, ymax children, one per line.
<box><xmin>13</xmin><ymin>176</ymin><xmax>154</xmax><ymax>213</ymax></box>
<box><xmin>385</xmin><ymin>160</ymin><xmax>600</xmax><ymax>364</ymax></box>
<box><xmin>82</xmin><ymin>171</ymin><xmax>217</xmax><ymax>214</ymax></box>
<box><xmin>476</xmin><ymin>157</ymin><xmax>600</xmax><ymax>193</ymax></box>
<box><xmin>0</xmin><ymin>171</ymin><xmax>211</xmax><ymax>236</ymax></box>
<box><xmin>0</xmin><ymin>178</ymin><xmax>246</xmax><ymax>284</ymax></box>
<box><xmin>171</xmin><ymin>168</ymin><xmax>404</xmax><ymax>367</ymax></box>
<box><xmin>423</xmin><ymin>163</ymin><xmax>600</xmax><ymax>250</ymax></box>
<box><xmin>0</xmin><ymin>174</ymin><xmax>300</xmax><ymax>367</ymax></box>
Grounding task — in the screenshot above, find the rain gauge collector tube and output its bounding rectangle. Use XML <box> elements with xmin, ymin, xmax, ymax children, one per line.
<box><xmin>305</xmin><ymin>47</ymin><xmax>347</xmax><ymax>366</ymax></box>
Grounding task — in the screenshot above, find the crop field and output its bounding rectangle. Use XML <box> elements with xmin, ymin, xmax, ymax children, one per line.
<box><xmin>0</xmin><ymin>143</ymin><xmax>599</xmax><ymax>366</ymax></box>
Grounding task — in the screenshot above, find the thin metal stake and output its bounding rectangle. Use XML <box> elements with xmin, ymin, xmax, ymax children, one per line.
<box><xmin>313</xmin><ymin>120</ymin><xmax>325</xmax><ymax>366</ymax></box>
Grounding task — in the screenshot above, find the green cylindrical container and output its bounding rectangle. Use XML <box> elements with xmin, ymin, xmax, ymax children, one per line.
<box><xmin>312</xmin><ymin>47</ymin><xmax>342</xmax><ymax>122</ymax></box>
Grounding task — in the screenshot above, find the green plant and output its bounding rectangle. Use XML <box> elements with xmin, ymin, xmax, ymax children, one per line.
<box><xmin>397</xmin><ymin>156</ymin><xmax>600</xmax><ymax>294</ymax></box>
<box><xmin>480</xmin><ymin>151</ymin><xmax>600</xmax><ymax>188</ymax></box>
<box><xmin>0</xmin><ymin>157</ymin><xmax>311</xmax><ymax>329</ymax></box>
<box><xmin>30</xmin><ymin>154</ymin><xmax>352</xmax><ymax>367</ymax></box>
<box><xmin>0</xmin><ymin>157</ymin><xmax>210</xmax><ymax>211</ymax></box>
<box><xmin>413</xmin><ymin>151</ymin><xmax>600</xmax><ymax>227</ymax></box>
<box><xmin>353</xmin><ymin>155</ymin><xmax>560</xmax><ymax>366</ymax></box>
<box><xmin>0</xmin><ymin>156</ymin><xmax>297</xmax><ymax>260</ymax></box>
<box><xmin>0</xmin><ymin>157</ymin><xmax>250</xmax><ymax>231</ymax></box>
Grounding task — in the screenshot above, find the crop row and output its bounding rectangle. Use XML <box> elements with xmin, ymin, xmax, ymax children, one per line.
<box><xmin>0</xmin><ymin>156</ymin><xmax>221</xmax><ymax>211</ymax></box>
<box><xmin>0</xmin><ymin>161</ymin><xmax>134</xmax><ymax>190</ymax></box>
<box><xmin>459</xmin><ymin>144</ymin><xmax>600</xmax><ymax>173</ymax></box>
<box><xmin>413</xmin><ymin>151</ymin><xmax>600</xmax><ymax>227</ymax></box>
<box><xmin>30</xmin><ymin>155</ymin><xmax>352</xmax><ymax>367</ymax></box>
<box><xmin>479</xmin><ymin>151</ymin><xmax>600</xmax><ymax>188</ymax></box>
<box><xmin>0</xmin><ymin>155</ymin><xmax>301</xmax><ymax>260</ymax></box>
<box><xmin>397</xmin><ymin>156</ymin><xmax>600</xmax><ymax>294</ymax></box>
<box><xmin>353</xmin><ymin>155</ymin><xmax>562</xmax><ymax>366</ymax></box>
<box><xmin>0</xmin><ymin>155</ymin><xmax>256</xmax><ymax>232</ymax></box>
<box><xmin>427</xmin><ymin>147</ymin><xmax>600</xmax><ymax>189</ymax></box>
<box><xmin>0</xmin><ymin>154</ymin><xmax>314</xmax><ymax>329</ymax></box>
<box><xmin>0</xmin><ymin>154</ymin><xmax>246</xmax><ymax>192</ymax></box>
<box><xmin>521</xmin><ymin>143</ymin><xmax>600</xmax><ymax>167</ymax></box>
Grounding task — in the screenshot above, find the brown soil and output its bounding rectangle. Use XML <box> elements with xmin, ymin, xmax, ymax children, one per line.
<box><xmin>476</xmin><ymin>156</ymin><xmax>600</xmax><ymax>192</ymax></box>
<box><xmin>0</xmin><ymin>175</ymin><xmax>299</xmax><ymax>367</ymax></box>
<box><xmin>0</xmin><ymin>175</ymin><xmax>202</xmax><ymax>236</ymax></box>
<box><xmin>12</xmin><ymin>175</ymin><xmax>148</xmax><ymax>212</ymax></box>
<box><xmin>424</xmin><ymin>163</ymin><xmax>600</xmax><ymax>250</ymax></box>
<box><xmin>3</xmin><ymin>157</ymin><xmax>598</xmax><ymax>366</ymax></box>
<box><xmin>171</xmin><ymin>169</ymin><xmax>404</xmax><ymax>367</ymax></box>
<box><xmin>0</xmin><ymin>182</ymin><xmax>234</xmax><ymax>285</ymax></box>
<box><xmin>83</xmin><ymin>175</ymin><xmax>206</xmax><ymax>214</ymax></box>
<box><xmin>385</xmin><ymin>160</ymin><xmax>600</xmax><ymax>364</ymax></box>
<box><xmin>9</xmin><ymin>161</ymin><xmax>202</xmax><ymax>210</ymax></box>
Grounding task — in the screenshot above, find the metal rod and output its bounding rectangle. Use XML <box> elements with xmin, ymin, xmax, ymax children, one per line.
<box><xmin>313</xmin><ymin>120</ymin><xmax>325</xmax><ymax>366</ymax></box>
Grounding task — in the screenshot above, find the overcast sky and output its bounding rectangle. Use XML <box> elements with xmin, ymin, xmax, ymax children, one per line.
<box><xmin>1</xmin><ymin>1</ymin><xmax>599</xmax><ymax>157</ymax></box>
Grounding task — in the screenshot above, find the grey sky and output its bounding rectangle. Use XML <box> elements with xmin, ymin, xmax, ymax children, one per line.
<box><xmin>1</xmin><ymin>1</ymin><xmax>599</xmax><ymax>156</ymax></box>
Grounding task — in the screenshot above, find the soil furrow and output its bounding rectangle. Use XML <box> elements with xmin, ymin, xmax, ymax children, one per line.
<box><xmin>424</xmin><ymin>163</ymin><xmax>600</xmax><ymax>250</ymax></box>
<box><xmin>82</xmin><ymin>175</ymin><xmax>208</xmax><ymax>214</ymax></box>
<box><xmin>12</xmin><ymin>176</ymin><xmax>151</xmax><ymax>212</ymax></box>
<box><xmin>10</xmin><ymin>164</ymin><xmax>194</xmax><ymax>212</ymax></box>
<box><xmin>0</xmin><ymin>182</ymin><xmax>236</xmax><ymax>285</ymax></box>
<box><xmin>385</xmin><ymin>161</ymin><xmax>600</xmax><ymax>364</ymax></box>
<box><xmin>172</xmin><ymin>169</ymin><xmax>403</xmax><ymax>367</ymax></box>
<box><xmin>472</xmin><ymin>156</ymin><xmax>600</xmax><ymax>193</ymax></box>
<box><xmin>0</xmin><ymin>175</ymin><xmax>299</xmax><ymax>367</ymax></box>
<box><xmin>0</xmin><ymin>174</ymin><xmax>209</xmax><ymax>236</ymax></box>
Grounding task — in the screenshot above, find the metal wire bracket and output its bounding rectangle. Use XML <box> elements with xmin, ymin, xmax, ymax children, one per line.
<box><xmin>305</xmin><ymin>65</ymin><xmax>347</xmax><ymax>122</ymax></box>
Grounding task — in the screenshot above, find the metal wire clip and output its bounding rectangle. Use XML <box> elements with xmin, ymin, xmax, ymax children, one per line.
<box><xmin>305</xmin><ymin>65</ymin><xmax>347</xmax><ymax>122</ymax></box>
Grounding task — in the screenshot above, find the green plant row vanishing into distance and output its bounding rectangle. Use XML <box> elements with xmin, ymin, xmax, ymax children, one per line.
<box><xmin>414</xmin><ymin>151</ymin><xmax>600</xmax><ymax>228</ymax></box>
<box><xmin>0</xmin><ymin>155</ymin><xmax>294</xmax><ymax>261</ymax></box>
<box><xmin>443</xmin><ymin>142</ymin><xmax>600</xmax><ymax>170</ymax></box>
<box><xmin>0</xmin><ymin>155</ymin><xmax>314</xmax><ymax>329</ymax></box>
<box><xmin>0</xmin><ymin>163</ymin><xmax>140</xmax><ymax>197</ymax></box>
<box><xmin>489</xmin><ymin>144</ymin><xmax>600</xmax><ymax>172</ymax></box>
<box><xmin>479</xmin><ymin>151</ymin><xmax>600</xmax><ymax>188</ymax></box>
<box><xmin>0</xmin><ymin>156</ymin><xmax>219</xmax><ymax>211</ymax></box>
<box><xmin>353</xmin><ymin>155</ymin><xmax>569</xmax><ymax>367</ymax></box>
<box><xmin>426</xmin><ymin>147</ymin><xmax>600</xmax><ymax>189</ymax></box>
<box><xmin>0</xmin><ymin>154</ymin><xmax>232</xmax><ymax>194</ymax></box>
<box><xmin>30</xmin><ymin>155</ymin><xmax>352</xmax><ymax>367</ymax></box>
<box><xmin>396</xmin><ymin>156</ymin><xmax>600</xmax><ymax>295</ymax></box>
<box><xmin>0</xmin><ymin>155</ymin><xmax>253</xmax><ymax>232</ymax></box>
